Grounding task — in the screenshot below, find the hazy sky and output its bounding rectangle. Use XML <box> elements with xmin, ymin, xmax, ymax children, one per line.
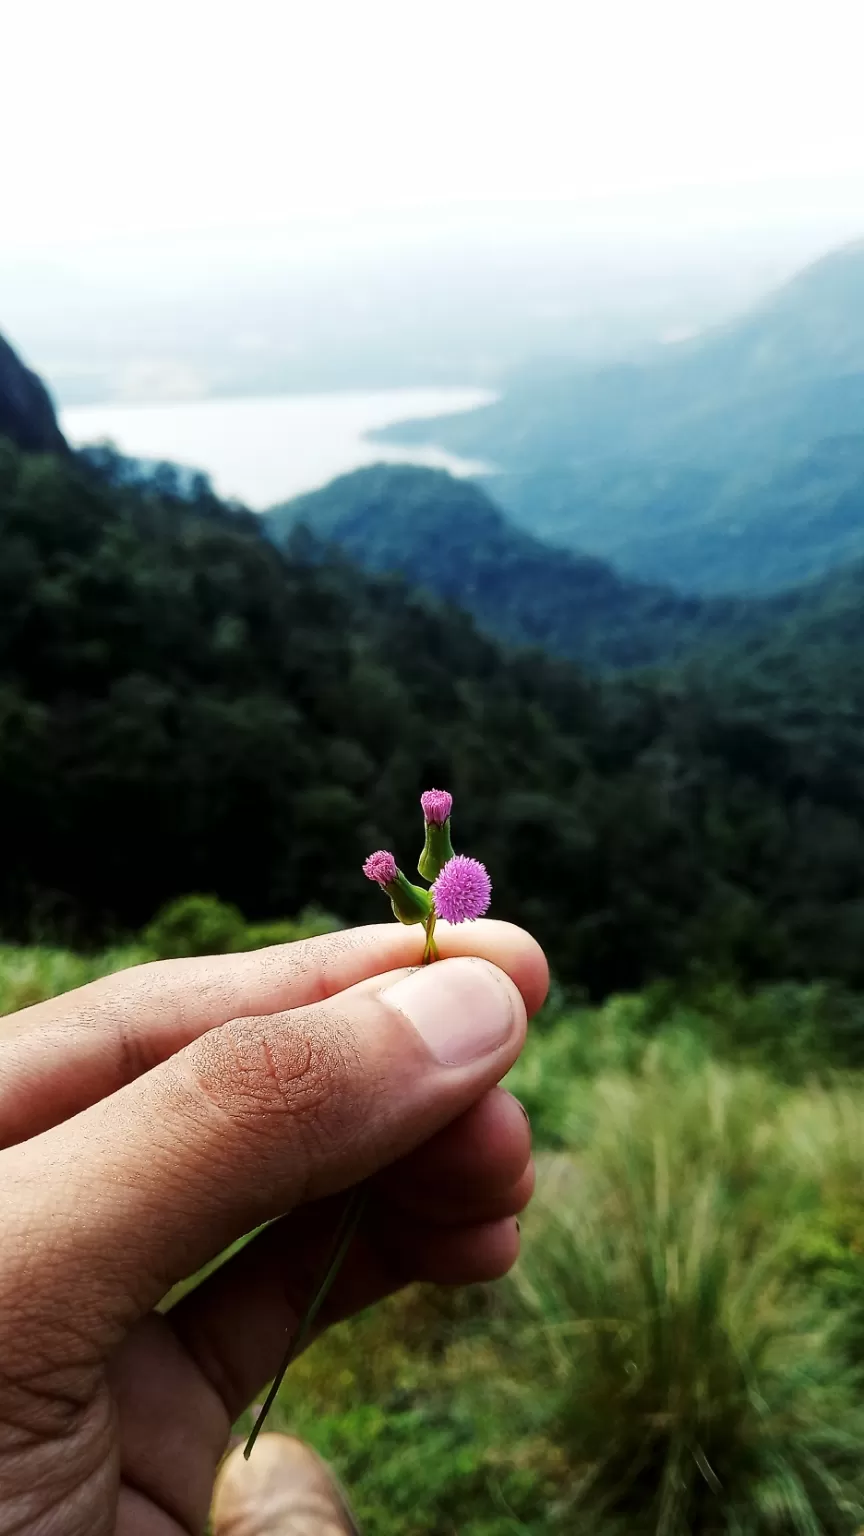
<box><xmin>4</xmin><ymin>0</ymin><xmax>864</xmax><ymax>250</ymax></box>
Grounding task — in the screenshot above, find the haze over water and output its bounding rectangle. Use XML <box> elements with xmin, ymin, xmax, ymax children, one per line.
<box><xmin>61</xmin><ymin>387</ymin><xmax>495</xmax><ymax>508</ymax></box>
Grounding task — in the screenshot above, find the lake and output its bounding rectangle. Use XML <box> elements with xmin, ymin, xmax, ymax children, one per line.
<box><xmin>61</xmin><ymin>386</ymin><xmax>495</xmax><ymax>508</ymax></box>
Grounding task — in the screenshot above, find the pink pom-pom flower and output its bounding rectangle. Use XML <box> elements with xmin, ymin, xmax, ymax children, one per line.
<box><xmin>363</xmin><ymin>849</ymin><xmax>398</xmax><ymax>887</ymax></box>
<box><xmin>421</xmin><ymin>788</ymin><xmax>453</xmax><ymax>826</ymax></box>
<box><xmin>431</xmin><ymin>855</ymin><xmax>491</xmax><ymax>924</ymax></box>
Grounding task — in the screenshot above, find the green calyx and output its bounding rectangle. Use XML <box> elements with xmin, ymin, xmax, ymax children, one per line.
<box><xmin>386</xmin><ymin>870</ymin><xmax>434</xmax><ymax>926</ymax></box>
<box><xmin>418</xmin><ymin>818</ymin><xmax>455</xmax><ymax>883</ymax></box>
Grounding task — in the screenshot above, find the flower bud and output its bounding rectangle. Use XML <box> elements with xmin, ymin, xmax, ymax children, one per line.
<box><xmin>418</xmin><ymin>788</ymin><xmax>455</xmax><ymax>882</ymax></box>
<box><xmin>363</xmin><ymin>850</ymin><xmax>398</xmax><ymax>886</ymax></box>
<box><xmin>363</xmin><ymin>850</ymin><xmax>433</xmax><ymax>926</ymax></box>
<box><xmin>421</xmin><ymin>789</ymin><xmax>452</xmax><ymax>826</ymax></box>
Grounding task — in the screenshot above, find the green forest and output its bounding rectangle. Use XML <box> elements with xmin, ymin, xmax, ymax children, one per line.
<box><xmin>5</xmin><ymin>436</ymin><xmax>864</xmax><ymax>1000</ymax></box>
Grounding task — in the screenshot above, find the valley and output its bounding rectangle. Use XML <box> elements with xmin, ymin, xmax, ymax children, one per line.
<box><xmin>375</xmin><ymin>242</ymin><xmax>864</xmax><ymax>594</ymax></box>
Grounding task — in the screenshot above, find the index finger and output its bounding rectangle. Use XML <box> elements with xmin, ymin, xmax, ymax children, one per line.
<box><xmin>0</xmin><ymin>920</ymin><xmax>548</xmax><ymax>1145</ymax></box>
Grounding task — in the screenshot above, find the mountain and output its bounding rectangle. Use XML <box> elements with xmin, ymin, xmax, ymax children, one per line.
<box><xmin>267</xmin><ymin>464</ymin><xmax>766</xmax><ymax>670</ymax></box>
<box><xmin>0</xmin><ymin>331</ymin><xmax>67</xmax><ymax>454</ymax></box>
<box><xmin>372</xmin><ymin>243</ymin><xmax>864</xmax><ymax>596</ymax></box>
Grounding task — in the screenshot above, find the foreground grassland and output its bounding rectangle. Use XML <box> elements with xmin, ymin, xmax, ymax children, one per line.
<box><xmin>8</xmin><ymin>918</ymin><xmax>864</xmax><ymax>1534</ymax></box>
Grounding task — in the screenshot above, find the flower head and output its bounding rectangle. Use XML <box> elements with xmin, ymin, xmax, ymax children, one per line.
<box><xmin>431</xmin><ymin>854</ymin><xmax>491</xmax><ymax>924</ymax></box>
<box><xmin>363</xmin><ymin>849</ymin><xmax>398</xmax><ymax>887</ymax></box>
<box><xmin>421</xmin><ymin>788</ymin><xmax>453</xmax><ymax>827</ymax></box>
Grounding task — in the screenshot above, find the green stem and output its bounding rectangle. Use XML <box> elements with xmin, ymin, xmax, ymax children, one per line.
<box><xmin>244</xmin><ymin>1186</ymin><xmax>367</xmax><ymax>1459</ymax></box>
<box><xmin>421</xmin><ymin>912</ymin><xmax>437</xmax><ymax>965</ymax></box>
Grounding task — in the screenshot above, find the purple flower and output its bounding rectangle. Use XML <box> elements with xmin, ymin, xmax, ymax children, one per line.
<box><xmin>421</xmin><ymin>788</ymin><xmax>453</xmax><ymax>826</ymax></box>
<box><xmin>363</xmin><ymin>849</ymin><xmax>398</xmax><ymax>887</ymax></box>
<box><xmin>431</xmin><ymin>855</ymin><xmax>491</xmax><ymax>924</ymax></box>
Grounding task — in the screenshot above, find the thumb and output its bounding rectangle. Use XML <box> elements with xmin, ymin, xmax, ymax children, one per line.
<box><xmin>9</xmin><ymin>957</ymin><xmax>526</xmax><ymax>1338</ymax></box>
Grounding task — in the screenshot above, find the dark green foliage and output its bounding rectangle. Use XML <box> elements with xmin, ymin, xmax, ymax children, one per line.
<box><xmin>242</xmin><ymin>907</ymin><xmax>342</xmax><ymax>948</ymax></box>
<box><xmin>374</xmin><ymin>243</ymin><xmax>864</xmax><ymax>595</ymax></box>
<box><xmin>268</xmin><ymin>1403</ymin><xmax>559</xmax><ymax>1536</ymax></box>
<box><xmin>0</xmin><ymin>436</ymin><xmax>603</xmax><ymax>971</ymax></box>
<box><xmin>7</xmin><ymin>435</ymin><xmax>864</xmax><ymax>996</ymax></box>
<box><xmin>142</xmin><ymin>894</ymin><xmax>247</xmax><ymax>959</ymax></box>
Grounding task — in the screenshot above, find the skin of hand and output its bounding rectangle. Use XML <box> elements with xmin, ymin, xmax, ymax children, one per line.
<box><xmin>0</xmin><ymin>918</ymin><xmax>547</xmax><ymax>1535</ymax></box>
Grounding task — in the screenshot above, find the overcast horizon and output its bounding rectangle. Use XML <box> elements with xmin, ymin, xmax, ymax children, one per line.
<box><xmin>4</xmin><ymin>0</ymin><xmax>864</xmax><ymax>404</ymax></box>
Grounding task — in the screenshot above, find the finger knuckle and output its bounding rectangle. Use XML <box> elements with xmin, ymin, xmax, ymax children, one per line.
<box><xmin>187</xmin><ymin>1008</ymin><xmax>358</xmax><ymax>1147</ymax></box>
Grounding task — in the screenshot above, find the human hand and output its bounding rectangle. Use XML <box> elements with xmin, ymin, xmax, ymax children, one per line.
<box><xmin>0</xmin><ymin>920</ymin><xmax>546</xmax><ymax>1534</ymax></box>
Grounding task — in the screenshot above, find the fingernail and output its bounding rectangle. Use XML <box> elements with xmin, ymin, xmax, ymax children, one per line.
<box><xmin>384</xmin><ymin>957</ymin><xmax>514</xmax><ymax>1067</ymax></box>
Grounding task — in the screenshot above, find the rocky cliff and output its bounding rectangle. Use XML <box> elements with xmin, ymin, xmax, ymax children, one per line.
<box><xmin>0</xmin><ymin>331</ymin><xmax>67</xmax><ymax>453</ymax></box>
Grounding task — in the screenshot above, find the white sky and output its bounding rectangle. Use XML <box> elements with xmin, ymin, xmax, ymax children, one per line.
<box><xmin>3</xmin><ymin>0</ymin><xmax>864</xmax><ymax>251</ymax></box>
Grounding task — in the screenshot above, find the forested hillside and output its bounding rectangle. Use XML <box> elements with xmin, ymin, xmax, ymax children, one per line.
<box><xmin>268</xmin><ymin>465</ymin><xmax>763</xmax><ymax>669</ymax></box>
<box><xmin>374</xmin><ymin>243</ymin><xmax>864</xmax><ymax>594</ymax></box>
<box><xmin>5</xmin><ymin>438</ymin><xmax>864</xmax><ymax>995</ymax></box>
<box><xmin>269</xmin><ymin>462</ymin><xmax>864</xmax><ymax>672</ymax></box>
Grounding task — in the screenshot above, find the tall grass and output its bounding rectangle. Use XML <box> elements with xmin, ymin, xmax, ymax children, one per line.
<box><xmin>511</xmin><ymin>1054</ymin><xmax>864</xmax><ymax>1534</ymax></box>
<box><xmin>0</xmin><ymin>896</ymin><xmax>340</xmax><ymax>1017</ymax></box>
<box><xmin>237</xmin><ymin>1040</ymin><xmax>864</xmax><ymax>1535</ymax></box>
<box><xmin>0</xmin><ymin>942</ymin><xmax>149</xmax><ymax>1016</ymax></box>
